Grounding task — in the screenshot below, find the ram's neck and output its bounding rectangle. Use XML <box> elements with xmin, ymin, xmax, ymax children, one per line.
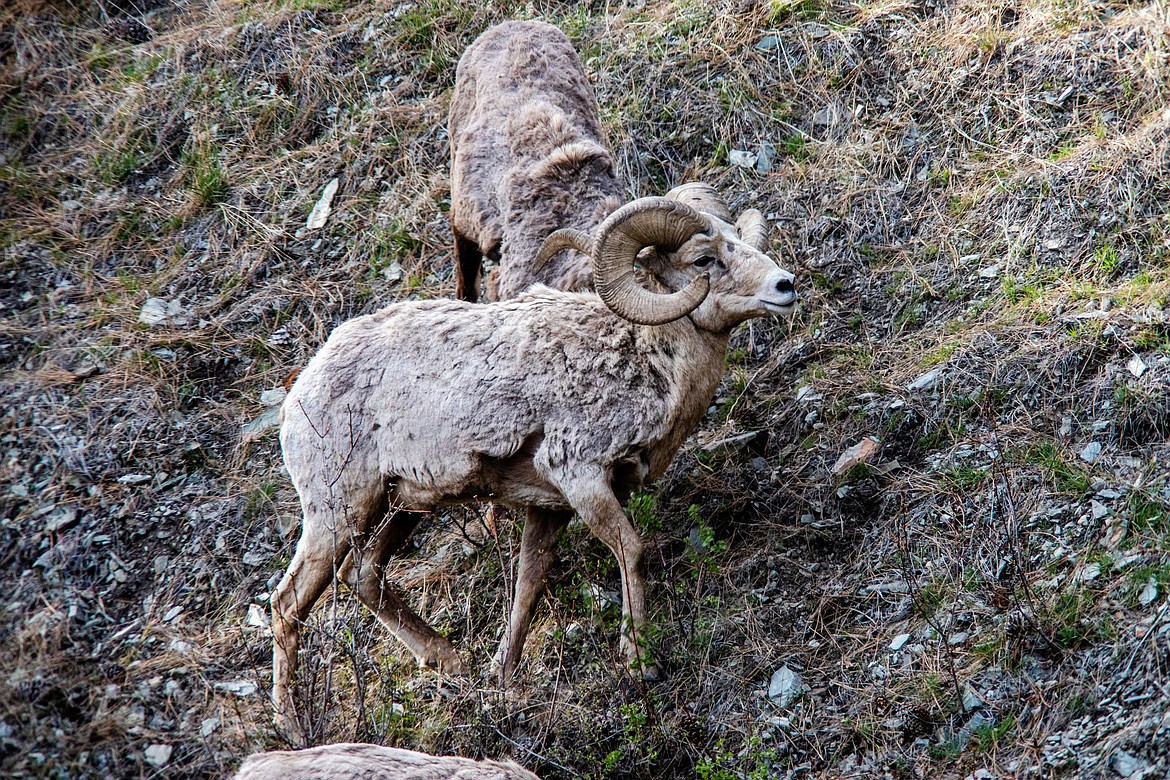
<box><xmin>640</xmin><ymin>322</ymin><xmax>732</xmax><ymax>479</ymax></box>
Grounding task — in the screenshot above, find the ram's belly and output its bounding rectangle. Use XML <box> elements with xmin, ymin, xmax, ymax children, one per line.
<box><xmin>384</xmin><ymin>427</ymin><xmax>568</xmax><ymax>511</ymax></box>
<box><xmin>390</xmin><ymin>467</ymin><xmax>567</xmax><ymax>511</ymax></box>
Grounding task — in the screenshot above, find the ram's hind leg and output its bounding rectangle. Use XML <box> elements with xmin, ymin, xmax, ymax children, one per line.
<box><xmin>271</xmin><ymin>520</ymin><xmax>351</xmax><ymax>737</ymax></box>
<box><xmin>453</xmin><ymin>229</ymin><xmax>482</xmax><ymax>303</ymax></box>
<box><xmin>341</xmin><ymin>510</ymin><xmax>467</xmax><ymax>675</ymax></box>
<box><xmin>492</xmin><ymin>507</ymin><xmax>571</xmax><ymax>683</ymax></box>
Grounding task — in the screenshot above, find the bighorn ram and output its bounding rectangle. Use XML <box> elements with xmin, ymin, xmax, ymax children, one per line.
<box><xmin>233</xmin><ymin>743</ymin><xmax>541</xmax><ymax>780</ymax></box>
<box><xmin>450</xmin><ymin>21</ymin><xmax>769</xmax><ymax>303</ymax></box>
<box><xmin>449</xmin><ymin>19</ymin><xmax>613</xmax><ymax>301</ymax></box>
<box><xmin>272</xmin><ymin>195</ymin><xmax>796</xmax><ymax>725</ymax></box>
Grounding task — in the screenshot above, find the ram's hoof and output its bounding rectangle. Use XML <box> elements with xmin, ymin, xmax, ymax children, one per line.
<box><xmin>421</xmin><ymin>651</ymin><xmax>468</xmax><ymax>677</ymax></box>
<box><xmin>271</xmin><ymin>705</ymin><xmax>306</xmax><ymax>746</ymax></box>
<box><xmin>636</xmin><ymin>663</ymin><xmax>661</xmax><ymax>682</ymax></box>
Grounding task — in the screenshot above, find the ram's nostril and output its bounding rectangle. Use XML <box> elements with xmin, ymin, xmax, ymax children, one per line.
<box><xmin>775</xmin><ymin>279</ymin><xmax>795</xmax><ymax>295</ymax></box>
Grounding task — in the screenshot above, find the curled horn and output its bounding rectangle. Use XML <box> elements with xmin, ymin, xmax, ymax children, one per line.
<box><xmin>665</xmin><ymin>182</ymin><xmax>732</xmax><ymax>222</ymax></box>
<box><xmin>533</xmin><ymin>228</ymin><xmax>593</xmax><ymax>272</ymax></box>
<box><xmin>591</xmin><ymin>198</ymin><xmax>711</xmax><ymax>326</ymax></box>
<box><xmin>735</xmin><ymin>209</ymin><xmax>769</xmax><ymax>251</ymax></box>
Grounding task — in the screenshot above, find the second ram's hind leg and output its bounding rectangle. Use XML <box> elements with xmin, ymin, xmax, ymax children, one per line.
<box><xmin>492</xmin><ymin>507</ymin><xmax>571</xmax><ymax>683</ymax></box>
<box><xmin>341</xmin><ymin>510</ymin><xmax>467</xmax><ymax>675</ymax></box>
<box><xmin>555</xmin><ymin>469</ymin><xmax>658</xmax><ymax>681</ymax></box>
<box><xmin>453</xmin><ymin>230</ymin><xmax>482</xmax><ymax>303</ymax></box>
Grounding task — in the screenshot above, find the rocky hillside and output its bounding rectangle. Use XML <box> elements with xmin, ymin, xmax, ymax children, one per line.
<box><xmin>2</xmin><ymin>1</ymin><xmax>1168</xmax><ymax>778</ymax></box>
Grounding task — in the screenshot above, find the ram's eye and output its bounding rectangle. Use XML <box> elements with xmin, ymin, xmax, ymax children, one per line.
<box><xmin>694</xmin><ymin>256</ymin><xmax>715</xmax><ymax>268</ymax></box>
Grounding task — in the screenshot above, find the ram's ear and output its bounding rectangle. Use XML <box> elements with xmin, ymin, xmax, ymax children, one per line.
<box><xmin>634</xmin><ymin>246</ymin><xmax>663</xmax><ymax>269</ymax></box>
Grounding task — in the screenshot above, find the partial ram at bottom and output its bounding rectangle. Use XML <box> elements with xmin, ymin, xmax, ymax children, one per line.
<box><xmin>232</xmin><ymin>743</ymin><xmax>542</xmax><ymax>780</ymax></box>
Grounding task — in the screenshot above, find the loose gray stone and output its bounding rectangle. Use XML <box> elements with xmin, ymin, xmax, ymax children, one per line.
<box><xmin>1127</xmin><ymin>355</ymin><xmax>1147</xmax><ymax>378</ymax></box>
<box><xmin>242</xmin><ymin>406</ymin><xmax>282</xmax><ymax>442</ymax></box>
<box><xmin>795</xmin><ymin>385</ymin><xmax>824</xmax><ymax>402</ymax></box>
<box><xmin>138</xmin><ymin>298</ymin><xmax>190</xmax><ymax>327</ymax></box>
<box><xmin>832</xmin><ymin>437</ymin><xmax>881</xmax><ymax>475</ymax></box>
<box><xmin>768</xmin><ymin>665</ymin><xmax>808</xmax><ymax>706</ymax></box>
<box><xmin>382</xmin><ymin>261</ymin><xmax>404</xmax><ymax>282</ymax></box>
<box><xmin>215</xmin><ymin>680</ymin><xmax>257</xmax><ymax>697</ymax></box>
<box><xmin>756</xmin><ymin>141</ymin><xmax>776</xmax><ymax>172</ymax></box>
<box><xmin>1080</xmin><ymin>442</ymin><xmax>1102</xmax><ymax>464</ymax></box>
<box><xmin>306</xmin><ymin>177</ymin><xmax>339</xmax><ymax>230</ymax></box>
<box><xmin>812</xmin><ymin>101</ymin><xmax>846</xmax><ymax>127</ymax></box>
<box><xmin>144</xmin><ymin>744</ymin><xmax>172</xmax><ymax>768</ymax></box>
<box><xmin>962</xmin><ymin>685</ymin><xmax>983</xmax><ymax>711</ymax></box>
<box><xmin>1110</xmin><ymin>749</ymin><xmax>1150</xmax><ymax>777</ymax></box>
<box><xmin>700</xmin><ymin>431</ymin><xmax>764</xmax><ymax>458</ymax></box>
<box><xmin>955</xmin><ymin>711</ymin><xmax>996</xmax><ymax>750</ymax></box>
<box><xmin>729</xmin><ymin>149</ymin><xmax>757</xmax><ymax>168</ymax></box>
<box><xmin>259</xmin><ymin>387</ymin><xmax>287</xmax><ymax>406</ymax></box>
<box><xmin>908</xmin><ymin>369</ymin><xmax>940</xmax><ymax>392</ymax></box>
<box><xmin>1138</xmin><ymin>578</ymin><xmax>1158</xmax><ymax>606</ymax></box>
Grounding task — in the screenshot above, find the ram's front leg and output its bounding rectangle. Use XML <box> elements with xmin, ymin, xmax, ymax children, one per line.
<box><xmin>555</xmin><ymin>468</ymin><xmax>659</xmax><ymax>680</ymax></box>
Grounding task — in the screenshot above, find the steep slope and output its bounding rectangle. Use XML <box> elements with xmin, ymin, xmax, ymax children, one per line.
<box><xmin>1</xmin><ymin>1</ymin><xmax>1167</xmax><ymax>778</ymax></box>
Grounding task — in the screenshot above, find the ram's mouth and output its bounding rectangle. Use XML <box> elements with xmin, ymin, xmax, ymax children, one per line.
<box><xmin>762</xmin><ymin>299</ymin><xmax>796</xmax><ymax>314</ymax></box>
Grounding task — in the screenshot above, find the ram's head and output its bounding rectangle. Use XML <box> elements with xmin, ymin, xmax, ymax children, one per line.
<box><xmin>536</xmin><ymin>182</ymin><xmax>796</xmax><ymax>328</ymax></box>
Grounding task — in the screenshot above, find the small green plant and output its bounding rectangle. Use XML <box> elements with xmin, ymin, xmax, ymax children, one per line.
<box><xmin>283</xmin><ymin>0</ymin><xmax>346</xmax><ymax>9</ymax></box>
<box><xmin>766</xmin><ymin>0</ymin><xmax>825</xmax><ymax>24</ymax></box>
<box><xmin>972</xmin><ymin>633</ymin><xmax>1007</xmax><ymax>664</ymax></box>
<box><xmin>696</xmin><ymin>758</ymin><xmax>738</xmax><ymax>780</ymax></box>
<box><xmin>1127</xmin><ymin>565</ymin><xmax>1169</xmax><ymax>605</ymax></box>
<box><xmin>184</xmin><ymin>143</ymin><xmax>228</xmax><ymax>207</ymax></box>
<box><xmin>726</xmin><ymin>346</ymin><xmax>749</xmax><ymax>366</ymax></box>
<box><xmin>1134</xmin><ymin>326</ymin><xmax>1170</xmax><ymax>350</ymax></box>
<box><xmin>926</xmin><ymin>165</ymin><xmax>951</xmax><ymax>187</ymax></box>
<box><xmin>947</xmin><ymin>194</ymin><xmax>975</xmax><ymax>217</ymax></box>
<box><xmin>1002</xmin><ymin>275</ymin><xmax>1042</xmax><ymax>305</ymax></box>
<box><xmin>811</xmin><ymin>272</ymin><xmax>842</xmax><ymax>295</ymax></box>
<box><xmin>1127</xmin><ymin>490</ymin><xmax>1165</xmax><ymax>533</ymax></box>
<box><xmin>778</xmin><ymin>131</ymin><xmax>811</xmax><ymax>161</ymax></box>
<box><xmin>1044</xmin><ymin>588</ymin><xmax>1112</xmax><ymax>649</ymax></box>
<box><xmin>1020</xmin><ymin>441</ymin><xmax>1091</xmax><ymax>496</ymax></box>
<box><xmin>1048</xmin><ymin>140</ymin><xmax>1078</xmax><ymax>161</ymax></box>
<box><xmin>941</xmin><ymin>465</ymin><xmax>988</xmax><ymax>491</ymax></box>
<box><xmin>928</xmin><ymin>739</ymin><xmax>963</xmax><ymax>760</ymax></box>
<box><xmin>120</xmin><ymin>53</ymin><xmax>163</xmax><ymax>83</ymax></box>
<box><xmin>95</xmin><ymin>146</ymin><xmax>141</xmax><ymax>184</ymax></box>
<box><xmin>913</xmin><ymin>580</ymin><xmax>950</xmax><ymax>618</ymax></box>
<box><xmin>368</xmin><ymin>221</ymin><xmax>419</xmax><ymax>276</ymax></box>
<box><xmin>915</xmin><ymin>420</ymin><xmax>967</xmax><ymax>451</ymax></box>
<box><xmin>628</xmin><ymin>492</ymin><xmax>662</xmax><ymax>532</ymax></box>
<box><xmin>688</xmin><ymin>504</ymin><xmax>728</xmax><ymax>573</ymax></box>
<box><xmin>243</xmin><ymin>481</ymin><xmax>278</xmax><ymax>522</ymax></box>
<box><xmin>1094</xmin><ymin>242</ymin><xmax>1121</xmax><ymax>276</ymax></box>
<box><xmin>117</xmin><ymin>268</ymin><xmax>143</xmax><ymax>293</ymax></box>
